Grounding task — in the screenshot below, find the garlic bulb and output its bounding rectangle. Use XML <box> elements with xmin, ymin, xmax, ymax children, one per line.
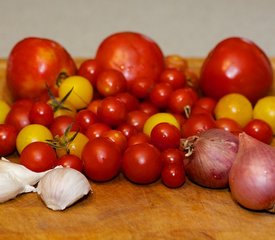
<box><xmin>0</xmin><ymin>172</ymin><xmax>36</xmax><ymax>203</ymax></box>
<box><xmin>37</xmin><ymin>167</ymin><xmax>91</xmax><ymax>211</ymax></box>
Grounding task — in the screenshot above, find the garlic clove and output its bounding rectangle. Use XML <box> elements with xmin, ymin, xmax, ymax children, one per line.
<box><xmin>0</xmin><ymin>157</ymin><xmax>50</xmax><ymax>186</ymax></box>
<box><xmin>37</xmin><ymin>167</ymin><xmax>91</xmax><ymax>211</ymax></box>
<box><xmin>0</xmin><ymin>172</ymin><xmax>36</xmax><ymax>203</ymax></box>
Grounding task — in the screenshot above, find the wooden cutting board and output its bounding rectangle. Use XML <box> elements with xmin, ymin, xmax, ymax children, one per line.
<box><xmin>0</xmin><ymin>58</ymin><xmax>274</xmax><ymax>240</ymax></box>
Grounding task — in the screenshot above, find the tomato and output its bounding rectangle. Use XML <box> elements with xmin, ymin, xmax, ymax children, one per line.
<box><xmin>56</xmin><ymin>154</ymin><xmax>83</xmax><ymax>172</ymax></box>
<box><xmin>243</xmin><ymin>119</ymin><xmax>273</xmax><ymax>144</ymax></box>
<box><xmin>48</xmin><ymin>97</ymin><xmax>77</xmax><ymax>118</ymax></box>
<box><xmin>161</xmin><ymin>164</ymin><xmax>186</xmax><ymax>188</ymax></box>
<box><xmin>77</xmin><ymin>59</ymin><xmax>101</xmax><ymax>86</ymax></box>
<box><xmin>160</xmin><ymin>148</ymin><xmax>185</xmax><ymax>166</ymax></box>
<box><xmin>159</xmin><ymin>68</ymin><xmax>186</xmax><ymax>89</ymax></box>
<box><xmin>215</xmin><ymin>118</ymin><xmax>243</xmax><ymax>135</ymax></box>
<box><xmin>164</xmin><ymin>55</ymin><xmax>188</xmax><ymax>73</ymax></box>
<box><xmin>214</xmin><ymin>93</ymin><xmax>253</xmax><ymax>128</ymax></box>
<box><xmin>143</xmin><ymin>112</ymin><xmax>180</xmax><ymax>136</ymax></box>
<box><xmin>149</xmin><ymin>82</ymin><xmax>173</xmax><ymax>110</ymax></box>
<box><xmin>49</xmin><ymin>115</ymin><xmax>80</xmax><ymax>137</ymax></box>
<box><xmin>181</xmin><ymin>113</ymin><xmax>216</xmax><ymax>138</ymax></box>
<box><xmin>19</xmin><ymin>141</ymin><xmax>57</xmax><ymax>172</ymax></box>
<box><xmin>129</xmin><ymin>77</ymin><xmax>155</xmax><ymax>99</ymax></box>
<box><xmin>85</xmin><ymin>123</ymin><xmax>111</xmax><ymax>141</ymax></box>
<box><xmin>0</xmin><ymin>100</ymin><xmax>11</xmax><ymax>124</ymax></box>
<box><xmin>29</xmin><ymin>101</ymin><xmax>54</xmax><ymax>126</ymax></box>
<box><xmin>16</xmin><ymin>124</ymin><xmax>53</xmax><ymax>154</ymax></box>
<box><xmin>82</xmin><ymin>137</ymin><xmax>121</xmax><ymax>182</ymax></box>
<box><xmin>185</xmin><ymin>69</ymin><xmax>200</xmax><ymax>90</ymax></box>
<box><xmin>102</xmin><ymin>129</ymin><xmax>128</xmax><ymax>152</ymax></box>
<box><xmin>96</xmin><ymin>69</ymin><xmax>127</xmax><ymax>97</ymax></box>
<box><xmin>193</xmin><ymin>97</ymin><xmax>217</xmax><ymax>115</ymax></box>
<box><xmin>200</xmin><ymin>37</ymin><xmax>273</xmax><ymax>104</ymax></box>
<box><xmin>75</xmin><ymin>109</ymin><xmax>97</xmax><ymax>133</ymax></box>
<box><xmin>58</xmin><ymin>75</ymin><xmax>93</xmax><ymax>110</ymax></box>
<box><xmin>117</xmin><ymin>123</ymin><xmax>138</xmax><ymax>139</ymax></box>
<box><xmin>0</xmin><ymin>123</ymin><xmax>17</xmax><ymax>156</ymax></box>
<box><xmin>122</xmin><ymin>143</ymin><xmax>162</xmax><ymax>184</ymax></box>
<box><xmin>95</xmin><ymin>32</ymin><xmax>164</xmax><ymax>87</ymax></box>
<box><xmin>127</xmin><ymin>132</ymin><xmax>151</xmax><ymax>147</ymax></box>
<box><xmin>115</xmin><ymin>92</ymin><xmax>139</xmax><ymax>112</ymax></box>
<box><xmin>87</xmin><ymin>99</ymin><xmax>102</xmax><ymax>116</ymax></box>
<box><xmin>97</xmin><ymin>96</ymin><xmax>127</xmax><ymax>127</ymax></box>
<box><xmin>6</xmin><ymin>37</ymin><xmax>76</xmax><ymax>100</ymax></box>
<box><xmin>150</xmin><ymin>123</ymin><xmax>181</xmax><ymax>150</ymax></box>
<box><xmin>253</xmin><ymin>96</ymin><xmax>275</xmax><ymax>134</ymax></box>
<box><xmin>139</xmin><ymin>102</ymin><xmax>158</xmax><ymax>116</ymax></box>
<box><xmin>126</xmin><ymin>110</ymin><xmax>150</xmax><ymax>132</ymax></box>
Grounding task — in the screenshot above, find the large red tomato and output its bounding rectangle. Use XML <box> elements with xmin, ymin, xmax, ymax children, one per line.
<box><xmin>95</xmin><ymin>32</ymin><xmax>165</xmax><ymax>87</ymax></box>
<box><xmin>6</xmin><ymin>37</ymin><xmax>77</xmax><ymax>100</ymax></box>
<box><xmin>200</xmin><ymin>37</ymin><xmax>273</xmax><ymax>104</ymax></box>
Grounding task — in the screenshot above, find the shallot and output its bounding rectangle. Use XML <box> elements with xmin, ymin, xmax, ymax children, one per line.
<box><xmin>180</xmin><ymin>128</ymin><xmax>239</xmax><ymax>188</ymax></box>
<box><xmin>229</xmin><ymin>132</ymin><xmax>275</xmax><ymax>212</ymax></box>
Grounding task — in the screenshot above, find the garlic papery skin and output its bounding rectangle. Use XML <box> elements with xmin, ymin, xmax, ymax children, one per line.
<box><xmin>0</xmin><ymin>157</ymin><xmax>50</xmax><ymax>186</ymax></box>
<box><xmin>36</xmin><ymin>167</ymin><xmax>91</xmax><ymax>211</ymax></box>
<box><xmin>0</xmin><ymin>172</ymin><xmax>36</xmax><ymax>203</ymax></box>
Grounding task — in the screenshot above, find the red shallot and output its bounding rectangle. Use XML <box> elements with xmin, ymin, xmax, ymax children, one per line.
<box><xmin>229</xmin><ymin>132</ymin><xmax>275</xmax><ymax>212</ymax></box>
<box><xmin>180</xmin><ymin>128</ymin><xmax>239</xmax><ymax>188</ymax></box>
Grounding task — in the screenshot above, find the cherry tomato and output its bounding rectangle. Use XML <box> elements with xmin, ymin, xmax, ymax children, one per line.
<box><xmin>200</xmin><ymin>37</ymin><xmax>273</xmax><ymax>104</ymax></box>
<box><xmin>161</xmin><ymin>148</ymin><xmax>185</xmax><ymax>166</ymax></box>
<box><xmin>117</xmin><ymin>123</ymin><xmax>138</xmax><ymax>139</ymax></box>
<box><xmin>215</xmin><ymin>118</ymin><xmax>243</xmax><ymax>135</ymax></box>
<box><xmin>253</xmin><ymin>96</ymin><xmax>275</xmax><ymax>134</ymax></box>
<box><xmin>129</xmin><ymin>77</ymin><xmax>155</xmax><ymax>99</ymax></box>
<box><xmin>164</xmin><ymin>55</ymin><xmax>188</xmax><ymax>73</ymax></box>
<box><xmin>56</xmin><ymin>154</ymin><xmax>83</xmax><ymax>172</ymax></box>
<box><xmin>16</xmin><ymin>124</ymin><xmax>53</xmax><ymax>154</ymax></box>
<box><xmin>20</xmin><ymin>141</ymin><xmax>57</xmax><ymax>172</ymax></box>
<box><xmin>77</xmin><ymin>59</ymin><xmax>101</xmax><ymax>86</ymax></box>
<box><xmin>29</xmin><ymin>101</ymin><xmax>54</xmax><ymax>126</ymax></box>
<box><xmin>139</xmin><ymin>101</ymin><xmax>158</xmax><ymax>116</ymax></box>
<box><xmin>122</xmin><ymin>143</ymin><xmax>162</xmax><ymax>184</ymax></box>
<box><xmin>115</xmin><ymin>92</ymin><xmax>139</xmax><ymax>112</ymax></box>
<box><xmin>97</xmin><ymin>96</ymin><xmax>127</xmax><ymax>127</ymax></box>
<box><xmin>126</xmin><ymin>110</ymin><xmax>150</xmax><ymax>132</ymax></box>
<box><xmin>149</xmin><ymin>82</ymin><xmax>173</xmax><ymax>109</ymax></box>
<box><xmin>87</xmin><ymin>99</ymin><xmax>102</xmax><ymax>116</ymax></box>
<box><xmin>95</xmin><ymin>32</ymin><xmax>164</xmax><ymax>87</ymax></box>
<box><xmin>58</xmin><ymin>75</ymin><xmax>93</xmax><ymax>110</ymax></box>
<box><xmin>150</xmin><ymin>123</ymin><xmax>181</xmax><ymax>150</ymax></box>
<box><xmin>243</xmin><ymin>119</ymin><xmax>273</xmax><ymax>144</ymax></box>
<box><xmin>82</xmin><ymin>137</ymin><xmax>121</xmax><ymax>182</ymax></box>
<box><xmin>193</xmin><ymin>97</ymin><xmax>217</xmax><ymax>115</ymax></box>
<box><xmin>96</xmin><ymin>69</ymin><xmax>127</xmax><ymax>97</ymax></box>
<box><xmin>75</xmin><ymin>109</ymin><xmax>97</xmax><ymax>133</ymax></box>
<box><xmin>161</xmin><ymin>164</ymin><xmax>186</xmax><ymax>188</ymax></box>
<box><xmin>85</xmin><ymin>123</ymin><xmax>111</xmax><ymax>141</ymax></box>
<box><xmin>181</xmin><ymin>113</ymin><xmax>216</xmax><ymax>138</ymax></box>
<box><xmin>49</xmin><ymin>115</ymin><xmax>80</xmax><ymax>137</ymax></box>
<box><xmin>0</xmin><ymin>100</ymin><xmax>11</xmax><ymax>124</ymax></box>
<box><xmin>127</xmin><ymin>132</ymin><xmax>151</xmax><ymax>147</ymax></box>
<box><xmin>159</xmin><ymin>68</ymin><xmax>186</xmax><ymax>89</ymax></box>
<box><xmin>102</xmin><ymin>129</ymin><xmax>128</xmax><ymax>152</ymax></box>
<box><xmin>0</xmin><ymin>123</ymin><xmax>17</xmax><ymax>156</ymax></box>
<box><xmin>214</xmin><ymin>93</ymin><xmax>253</xmax><ymax>128</ymax></box>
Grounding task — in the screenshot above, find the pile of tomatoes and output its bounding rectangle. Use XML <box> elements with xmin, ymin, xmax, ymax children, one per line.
<box><xmin>0</xmin><ymin>32</ymin><xmax>275</xmax><ymax>189</ymax></box>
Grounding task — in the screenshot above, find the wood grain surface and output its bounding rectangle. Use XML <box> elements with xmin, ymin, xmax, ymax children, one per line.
<box><xmin>0</xmin><ymin>59</ymin><xmax>274</xmax><ymax>240</ymax></box>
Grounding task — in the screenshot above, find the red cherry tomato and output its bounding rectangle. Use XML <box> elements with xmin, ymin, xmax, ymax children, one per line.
<box><xmin>85</xmin><ymin>123</ymin><xmax>111</xmax><ymax>141</ymax></box>
<box><xmin>159</xmin><ymin>68</ymin><xmax>186</xmax><ymax>89</ymax></box>
<box><xmin>49</xmin><ymin>115</ymin><xmax>80</xmax><ymax>137</ymax></box>
<box><xmin>139</xmin><ymin>101</ymin><xmax>158</xmax><ymax>116</ymax></box>
<box><xmin>95</xmin><ymin>32</ymin><xmax>164</xmax><ymax>87</ymax></box>
<box><xmin>160</xmin><ymin>148</ymin><xmax>185</xmax><ymax>166</ymax></box>
<box><xmin>102</xmin><ymin>129</ymin><xmax>128</xmax><ymax>152</ymax></box>
<box><xmin>161</xmin><ymin>164</ymin><xmax>186</xmax><ymax>188</ymax></box>
<box><xmin>77</xmin><ymin>59</ymin><xmax>101</xmax><ymax>86</ymax></box>
<box><xmin>56</xmin><ymin>154</ymin><xmax>83</xmax><ymax>172</ymax></box>
<box><xmin>126</xmin><ymin>110</ymin><xmax>150</xmax><ymax>132</ymax></box>
<box><xmin>122</xmin><ymin>143</ymin><xmax>162</xmax><ymax>184</ymax></box>
<box><xmin>96</xmin><ymin>69</ymin><xmax>127</xmax><ymax>97</ymax></box>
<box><xmin>20</xmin><ymin>141</ymin><xmax>57</xmax><ymax>172</ymax></box>
<box><xmin>149</xmin><ymin>82</ymin><xmax>173</xmax><ymax>110</ymax></box>
<box><xmin>243</xmin><ymin>119</ymin><xmax>273</xmax><ymax>144</ymax></box>
<box><xmin>75</xmin><ymin>109</ymin><xmax>97</xmax><ymax>133</ymax></box>
<box><xmin>127</xmin><ymin>132</ymin><xmax>151</xmax><ymax>147</ymax></box>
<box><xmin>117</xmin><ymin>123</ymin><xmax>138</xmax><ymax>139</ymax></box>
<box><xmin>82</xmin><ymin>137</ymin><xmax>121</xmax><ymax>182</ymax></box>
<box><xmin>150</xmin><ymin>122</ymin><xmax>181</xmax><ymax>150</ymax></box>
<box><xmin>215</xmin><ymin>118</ymin><xmax>243</xmax><ymax>135</ymax></box>
<box><xmin>115</xmin><ymin>92</ymin><xmax>139</xmax><ymax>112</ymax></box>
<box><xmin>193</xmin><ymin>97</ymin><xmax>217</xmax><ymax>115</ymax></box>
<box><xmin>129</xmin><ymin>77</ymin><xmax>155</xmax><ymax>99</ymax></box>
<box><xmin>29</xmin><ymin>101</ymin><xmax>54</xmax><ymax>126</ymax></box>
<box><xmin>200</xmin><ymin>37</ymin><xmax>273</xmax><ymax>104</ymax></box>
<box><xmin>0</xmin><ymin>123</ymin><xmax>17</xmax><ymax>156</ymax></box>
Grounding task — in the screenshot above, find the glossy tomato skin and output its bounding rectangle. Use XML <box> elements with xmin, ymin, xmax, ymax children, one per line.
<box><xmin>82</xmin><ymin>137</ymin><xmax>121</xmax><ymax>182</ymax></box>
<box><xmin>7</xmin><ymin>37</ymin><xmax>77</xmax><ymax>100</ymax></box>
<box><xmin>200</xmin><ymin>37</ymin><xmax>273</xmax><ymax>104</ymax></box>
<box><xmin>161</xmin><ymin>164</ymin><xmax>186</xmax><ymax>188</ymax></box>
<box><xmin>122</xmin><ymin>143</ymin><xmax>162</xmax><ymax>184</ymax></box>
<box><xmin>56</xmin><ymin>154</ymin><xmax>83</xmax><ymax>172</ymax></box>
<box><xmin>0</xmin><ymin>123</ymin><xmax>17</xmax><ymax>156</ymax></box>
<box><xmin>77</xmin><ymin>59</ymin><xmax>101</xmax><ymax>86</ymax></box>
<box><xmin>95</xmin><ymin>32</ymin><xmax>164</xmax><ymax>87</ymax></box>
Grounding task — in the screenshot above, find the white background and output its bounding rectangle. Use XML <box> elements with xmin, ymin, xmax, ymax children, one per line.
<box><xmin>1</xmin><ymin>0</ymin><xmax>275</xmax><ymax>58</ymax></box>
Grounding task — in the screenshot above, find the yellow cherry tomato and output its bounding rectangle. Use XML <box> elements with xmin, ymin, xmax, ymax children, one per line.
<box><xmin>253</xmin><ymin>96</ymin><xmax>275</xmax><ymax>134</ymax></box>
<box><xmin>55</xmin><ymin>131</ymin><xmax>89</xmax><ymax>158</ymax></box>
<box><xmin>58</xmin><ymin>76</ymin><xmax>93</xmax><ymax>110</ymax></box>
<box><xmin>143</xmin><ymin>112</ymin><xmax>180</xmax><ymax>136</ymax></box>
<box><xmin>16</xmin><ymin>124</ymin><xmax>53</xmax><ymax>154</ymax></box>
<box><xmin>0</xmin><ymin>100</ymin><xmax>11</xmax><ymax>124</ymax></box>
<box><xmin>214</xmin><ymin>93</ymin><xmax>253</xmax><ymax>128</ymax></box>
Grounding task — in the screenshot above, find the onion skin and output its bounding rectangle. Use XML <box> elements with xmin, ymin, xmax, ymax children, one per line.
<box><xmin>182</xmin><ymin>128</ymin><xmax>239</xmax><ymax>188</ymax></box>
<box><xmin>229</xmin><ymin>132</ymin><xmax>275</xmax><ymax>212</ymax></box>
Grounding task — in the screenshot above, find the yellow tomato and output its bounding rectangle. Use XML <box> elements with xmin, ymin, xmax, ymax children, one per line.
<box><xmin>253</xmin><ymin>96</ymin><xmax>275</xmax><ymax>134</ymax></box>
<box><xmin>214</xmin><ymin>93</ymin><xmax>253</xmax><ymax>128</ymax></box>
<box><xmin>16</xmin><ymin>124</ymin><xmax>53</xmax><ymax>154</ymax></box>
<box><xmin>0</xmin><ymin>100</ymin><xmax>11</xmax><ymax>123</ymax></box>
<box><xmin>55</xmin><ymin>131</ymin><xmax>89</xmax><ymax>158</ymax></box>
<box><xmin>143</xmin><ymin>112</ymin><xmax>180</xmax><ymax>136</ymax></box>
<box><xmin>58</xmin><ymin>76</ymin><xmax>93</xmax><ymax>110</ymax></box>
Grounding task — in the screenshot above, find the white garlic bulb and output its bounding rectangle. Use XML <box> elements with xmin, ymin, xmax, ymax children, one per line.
<box><xmin>37</xmin><ymin>167</ymin><xmax>91</xmax><ymax>211</ymax></box>
<box><xmin>0</xmin><ymin>172</ymin><xmax>36</xmax><ymax>203</ymax></box>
